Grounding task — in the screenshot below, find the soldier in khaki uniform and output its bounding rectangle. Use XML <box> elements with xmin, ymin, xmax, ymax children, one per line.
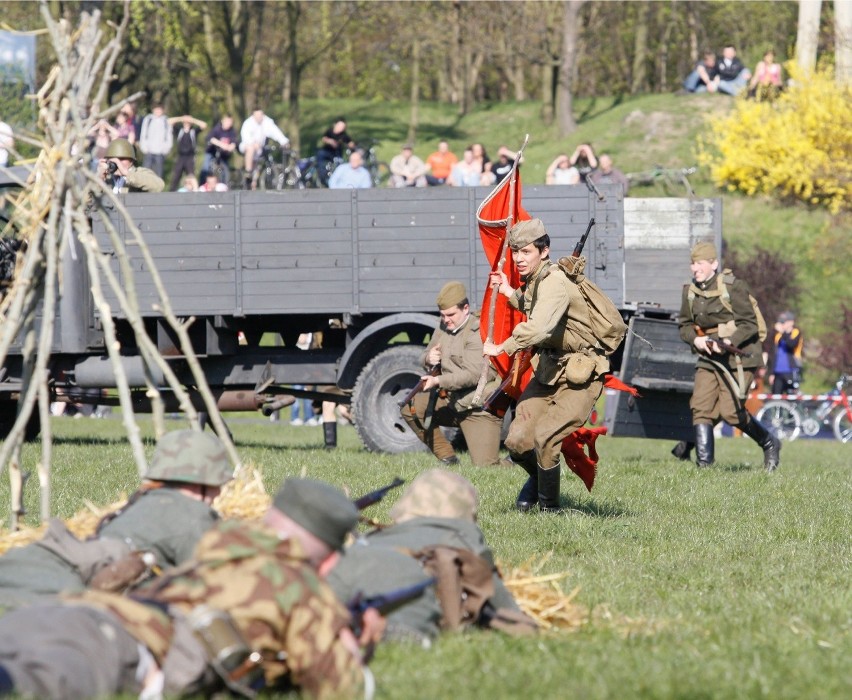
<box><xmin>677</xmin><ymin>241</ymin><xmax>780</xmax><ymax>470</ymax></box>
<box><xmin>98</xmin><ymin>137</ymin><xmax>165</xmax><ymax>193</ymax></box>
<box><xmin>0</xmin><ymin>478</ymin><xmax>374</xmax><ymax>699</ymax></box>
<box><xmin>401</xmin><ymin>281</ymin><xmax>503</xmax><ymax>466</ymax></box>
<box><xmin>484</xmin><ymin>219</ymin><xmax>609</xmax><ymax>512</ymax></box>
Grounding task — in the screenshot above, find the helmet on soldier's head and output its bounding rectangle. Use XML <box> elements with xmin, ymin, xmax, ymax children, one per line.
<box><xmin>145</xmin><ymin>430</ymin><xmax>233</xmax><ymax>486</ymax></box>
<box><xmin>105</xmin><ymin>138</ymin><xmax>138</xmax><ymax>163</ymax></box>
<box><xmin>390</xmin><ymin>468</ymin><xmax>478</xmax><ymax>524</ymax></box>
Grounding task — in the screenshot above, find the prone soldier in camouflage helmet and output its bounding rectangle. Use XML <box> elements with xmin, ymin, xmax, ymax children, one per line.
<box><xmin>0</xmin><ymin>430</ymin><xmax>232</xmax><ymax>606</ymax></box>
<box><xmin>0</xmin><ymin>477</ymin><xmax>376</xmax><ymax>699</ymax></box>
<box><xmin>328</xmin><ymin>469</ymin><xmax>536</xmax><ymax>643</ymax></box>
<box><xmin>400</xmin><ymin>281</ymin><xmax>503</xmax><ymax>466</ymax></box>
<box><xmin>678</xmin><ymin>241</ymin><xmax>781</xmax><ymax>471</ymax></box>
<box><xmin>97</xmin><ymin>137</ymin><xmax>165</xmax><ymax>193</ymax></box>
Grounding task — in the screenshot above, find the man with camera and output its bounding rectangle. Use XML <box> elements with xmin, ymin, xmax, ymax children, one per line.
<box><xmin>98</xmin><ymin>137</ymin><xmax>164</xmax><ymax>193</ymax></box>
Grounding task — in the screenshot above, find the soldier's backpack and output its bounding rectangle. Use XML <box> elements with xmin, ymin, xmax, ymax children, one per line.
<box><xmin>687</xmin><ymin>268</ymin><xmax>767</xmax><ymax>343</ymax></box>
<box><xmin>556</xmin><ymin>256</ymin><xmax>627</xmax><ymax>355</ymax></box>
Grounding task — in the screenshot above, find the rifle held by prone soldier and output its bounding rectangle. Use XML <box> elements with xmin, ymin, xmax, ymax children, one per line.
<box><xmin>352</xmin><ymin>477</ymin><xmax>405</xmax><ymax>511</ymax></box>
<box><xmin>347</xmin><ymin>577</ymin><xmax>437</xmax><ymax>637</ymax></box>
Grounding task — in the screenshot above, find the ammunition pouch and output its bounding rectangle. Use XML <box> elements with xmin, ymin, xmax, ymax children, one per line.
<box><xmin>565</xmin><ymin>352</ymin><xmax>598</xmax><ymax>385</ymax></box>
<box><xmin>88</xmin><ymin>550</ymin><xmax>157</xmax><ymax>593</ymax></box>
<box><xmin>717</xmin><ymin>320</ymin><xmax>736</xmax><ymax>339</ymax></box>
<box><xmin>187</xmin><ymin>605</ymin><xmax>266</xmax><ymax>698</ymax></box>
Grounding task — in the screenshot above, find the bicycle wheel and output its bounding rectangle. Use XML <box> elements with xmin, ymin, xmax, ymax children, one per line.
<box><xmin>832</xmin><ymin>408</ymin><xmax>852</xmax><ymax>443</ymax></box>
<box><xmin>756</xmin><ymin>400</ymin><xmax>802</xmax><ymax>441</ymax></box>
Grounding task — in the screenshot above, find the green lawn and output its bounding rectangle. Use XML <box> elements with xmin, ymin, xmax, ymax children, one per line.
<box><xmin>3</xmin><ymin>417</ymin><xmax>850</xmax><ymax>699</ymax></box>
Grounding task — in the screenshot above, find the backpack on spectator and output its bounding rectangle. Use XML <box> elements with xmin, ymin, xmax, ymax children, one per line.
<box><xmin>556</xmin><ymin>256</ymin><xmax>627</xmax><ymax>355</ymax></box>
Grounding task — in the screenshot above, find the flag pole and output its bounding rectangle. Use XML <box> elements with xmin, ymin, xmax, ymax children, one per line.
<box><xmin>472</xmin><ymin>134</ymin><xmax>529</xmax><ymax>406</ymax></box>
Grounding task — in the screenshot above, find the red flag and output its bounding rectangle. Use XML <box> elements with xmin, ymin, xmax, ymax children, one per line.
<box><xmin>476</xmin><ymin>153</ymin><xmax>530</xmax><ymax>378</ymax></box>
<box><xmin>560</xmin><ymin>426</ymin><xmax>608</xmax><ymax>492</ymax></box>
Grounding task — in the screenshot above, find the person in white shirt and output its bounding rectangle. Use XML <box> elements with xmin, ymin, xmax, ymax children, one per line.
<box><xmin>239</xmin><ymin>109</ymin><xmax>289</xmax><ymax>187</ymax></box>
<box><xmin>0</xmin><ymin>120</ymin><xmax>13</xmax><ymax>167</ymax></box>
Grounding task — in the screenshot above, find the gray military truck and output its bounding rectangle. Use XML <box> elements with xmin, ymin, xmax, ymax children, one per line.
<box><xmin>1</xmin><ymin>170</ymin><xmax>720</xmax><ymax>452</ymax></box>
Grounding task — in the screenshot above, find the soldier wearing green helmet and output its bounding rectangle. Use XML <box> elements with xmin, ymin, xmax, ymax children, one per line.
<box><xmin>99</xmin><ymin>136</ymin><xmax>165</xmax><ymax>193</ymax></box>
<box><xmin>0</xmin><ymin>430</ymin><xmax>233</xmax><ymax>606</ymax></box>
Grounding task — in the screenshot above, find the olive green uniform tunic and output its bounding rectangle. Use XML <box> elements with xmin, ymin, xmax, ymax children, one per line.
<box><xmin>501</xmin><ymin>259</ymin><xmax>608</xmax><ymax>469</ymax></box>
<box><xmin>401</xmin><ymin>313</ymin><xmax>503</xmax><ymax>465</ymax></box>
<box><xmin>677</xmin><ymin>272</ymin><xmax>763</xmax><ymax>425</ymax></box>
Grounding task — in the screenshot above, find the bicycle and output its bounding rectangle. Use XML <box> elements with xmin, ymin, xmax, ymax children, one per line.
<box><xmin>626</xmin><ymin>165</ymin><xmax>697</xmax><ymax>197</ymax></box>
<box><xmin>358</xmin><ymin>140</ymin><xmax>390</xmax><ymax>187</ymax></box>
<box><xmin>756</xmin><ymin>375</ymin><xmax>852</xmax><ymax>443</ymax></box>
<box><xmin>246</xmin><ymin>142</ymin><xmax>304</xmax><ymax>191</ymax></box>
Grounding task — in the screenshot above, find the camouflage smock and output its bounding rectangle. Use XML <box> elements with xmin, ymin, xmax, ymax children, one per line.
<box><xmin>80</xmin><ymin>519</ymin><xmax>363</xmax><ymax>699</ymax></box>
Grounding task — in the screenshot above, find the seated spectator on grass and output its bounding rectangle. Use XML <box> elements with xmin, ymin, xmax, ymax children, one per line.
<box><xmin>683</xmin><ymin>50</ymin><xmax>721</xmax><ymax>93</ymax></box>
<box><xmin>716</xmin><ymin>45</ymin><xmax>751</xmax><ymax>96</ymax></box>
<box><xmin>748</xmin><ymin>50</ymin><xmax>782</xmax><ymax>101</ymax></box>
<box><xmin>589</xmin><ymin>154</ymin><xmax>629</xmax><ymax>196</ymax></box>
<box><xmin>328</xmin><ymin>149</ymin><xmax>372</xmax><ymax>189</ymax></box>
<box><xmin>177</xmin><ymin>174</ymin><xmax>198</xmax><ymax>192</ymax></box>
<box><xmin>450</xmin><ymin>148</ymin><xmax>482</xmax><ymax>187</ymax></box>
<box><xmin>425</xmin><ymin>140</ymin><xmax>458</xmax><ymax>186</ymax></box>
<box><xmin>389</xmin><ymin>143</ymin><xmax>428</xmax><ymax>188</ymax></box>
<box><xmin>199</xmin><ymin>173</ymin><xmax>228</xmax><ymax>192</ymax></box>
<box><xmin>546</xmin><ymin>154</ymin><xmax>580</xmax><ymax>185</ymax></box>
<box><xmin>470</xmin><ymin>143</ymin><xmax>494</xmax><ymax>185</ymax></box>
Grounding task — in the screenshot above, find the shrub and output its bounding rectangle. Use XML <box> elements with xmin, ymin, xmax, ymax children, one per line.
<box><xmin>698</xmin><ymin>64</ymin><xmax>852</xmax><ymax>214</ymax></box>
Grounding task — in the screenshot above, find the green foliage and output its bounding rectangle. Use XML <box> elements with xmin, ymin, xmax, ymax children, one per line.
<box><xmin>2</xmin><ymin>418</ymin><xmax>850</xmax><ymax>699</ymax></box>
<box><xmin>698</xmin><ymin>65</ymin><xmax>852</xmax><ymax>214</ymax></box>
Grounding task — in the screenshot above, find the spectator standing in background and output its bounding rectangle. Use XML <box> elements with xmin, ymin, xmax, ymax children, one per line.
<box><xmin>139</xmin><ymin>103</ymin><xmax>173</xmax><ymax>178</ymax></box>
<box><xmin>769</xmin><ymin>312</ymin><xmax>804</xmax><ymax>394</ymax></box>
<box><xmin>425</xmin><ymin>140</ymin><xmax>458</xmax><ymax>186</ymax></box>
<box><xmin>167</xmin><ymin>114</ymin><xmax>207</xmax><ymax>191</ymax></box>
<box><xmin>569</xmin><ymin>143</ymin><xmax>597</xmax><ymax>181</ymax></box>
<box><xmin>491</xmin><ymin>145</ymin><xmax>518</xmax><ymax>186</ymax></box>
<box><xmin>0</xmin><ymin>119</ymin><xmax>13</xmax><ymax>166</ymax></box>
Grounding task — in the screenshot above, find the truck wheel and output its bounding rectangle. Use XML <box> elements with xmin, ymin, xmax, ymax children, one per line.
<box><xmin>352</xmin><ymin>345</ymin><xmax>428</xmax><ymax>454</ymax></box>
<box><xmin>0</xmin><ymin>400</ymin><xmax>41</xmax><ymax>442</ymax></box>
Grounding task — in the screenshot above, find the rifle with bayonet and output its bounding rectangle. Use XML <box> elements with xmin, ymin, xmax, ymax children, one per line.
<box><xmin>352</xmin><ymin>477</ymin><xmax>405</xmax><ymax>511</ymax></box>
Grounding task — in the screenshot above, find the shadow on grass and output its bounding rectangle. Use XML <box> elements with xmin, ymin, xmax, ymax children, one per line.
<box><xmin>559</xmin><ymin>494</ymin><xmax>631</xmax><ymax>518</ymax></box>
<box><xmin>719</xmin><ymin>462</ymin><xmax>757</xmax><ymax>473</ymax></box>
<box><xmin>52</xmin><ymin>435</ymin><xmax>136</xmax><ymax>447</ymax></box>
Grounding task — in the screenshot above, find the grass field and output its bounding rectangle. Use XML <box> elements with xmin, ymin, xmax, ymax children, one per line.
<box><xmin>2</xmin><ymin>416</ymin><xmax>849</xmax><ymax>699</ymax></box>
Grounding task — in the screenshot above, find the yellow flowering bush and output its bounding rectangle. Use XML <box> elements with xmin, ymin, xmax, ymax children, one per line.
<box><xmin>697</xmin><ymin>64</ymin><xmax>852</xmax><ymax>213</ymax></box>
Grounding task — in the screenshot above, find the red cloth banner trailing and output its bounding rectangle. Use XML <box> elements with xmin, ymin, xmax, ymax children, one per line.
<box><xmin>476</xmin><ymin>149</ymin><xmax>530</xmax><ymax>379</ymax></box>
<box><xmin>560</xmin><ymin>426</ymin><xmax>608</xmax><ymax>492</ymax></box>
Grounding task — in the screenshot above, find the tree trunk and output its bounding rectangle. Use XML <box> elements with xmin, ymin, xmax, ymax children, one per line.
<box><xmin>630</xmin><ymin>1</ymin><xmax>650</xmax><ymax>94</ymax></box>
<box><xmin>285</xmin><ymin>0</ymin><xmax>301</xmax><ymax>153</ymax></box>
<box><xmin>557</xmin><ymin>0</ymin><xmax>584</xmax><ymax>136</ymax></box>
<box><xmin>541</xmin><ymin>61</ymin><xmax>555</xmax><ymax>124</ymax></box>
<box><xmin>796</xmin><ymin>0</ymin><xmax>822</xmax><ymax>77</ymax></box>
<box><xmin>407</xmin><ymin>37</ymin><xmax>420</xmax><ymax>144</ymax></box>
<box><xmin>835</xmin><ymin>0</ymin><xmax>852</xmax><ymax>86</ymax></box>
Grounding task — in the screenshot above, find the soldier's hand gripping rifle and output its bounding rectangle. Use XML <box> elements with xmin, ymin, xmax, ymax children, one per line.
<box><xmin>347</xmin><ymin>577</ymin><xmax>437</xmax><ymax>641</ymax></box>
<box><xmin>693</xmin><ymin>326</ymin><xmax>752</xmax><ymax>358</ymax></box>
<box><xmin>352</xmin><ymin>477</ymin><xmax>405</xmax><ymax>510</ymax></box>
<box><xmin>397</xmin><ymin>364</ymin><xmax>440</xmax><ymax>407</ymax></box>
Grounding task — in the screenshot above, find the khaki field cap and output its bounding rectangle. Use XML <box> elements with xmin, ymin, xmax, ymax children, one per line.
<box><xmin>145</xmin><ymin>430</ymin><xmax>233</xmax><ymax>486</ymax></box>
<box><xmin>436</xmin><ymin>281</ymin><xmax>467</xmax><ymax>310</ymax></box>
<box><xmin>390</xmin><ymin>468</ymin><xmax>479</xmax><ymax>523</ymax></box>
<box><xmin>690</xmin><ymin>241</ymin><xmax>717</xmax><ymax>263</ymax></box>
<box><xmin>273</xmin><ymin>477</ymin><xmax>359</xmax><ymax>551</ymax></box>
<box><xmin>508</xmin><ymin>218</ymin><xmax>547</xmax><ymax>250</ymax></box>
<box><xmin>105</xmin><ymin>138</ymin><xmax>138</xmax><ymax>163</ymax></box>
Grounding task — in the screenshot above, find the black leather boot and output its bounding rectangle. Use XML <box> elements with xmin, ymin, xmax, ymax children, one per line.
<box><xmin>537</xmin><ymin>464</ymin><xmax>561</xmax><ymax>512</ymax></box>
<box><xmin>740</xmin><ymin>415</ymin><xmax>781</xmax><ymax>472</ymax></box>
<box><xmin>510</xmin><ymin>450</ymin><xmax>538</xmax><ymax>512</ymax></box>
<box><xmin>694</xmin><ymin>424</ymin><xmax>714</xmax><ymax>468</ymax></box>
<box><xmin>323</xmin><ymin>421</ymin><xmax>337</xmax><ymax>449</ymax></box>
<box><xmin>671</xmin><ymin>441</ymin><xmax>695</xmax><ymax>461</ymax></box>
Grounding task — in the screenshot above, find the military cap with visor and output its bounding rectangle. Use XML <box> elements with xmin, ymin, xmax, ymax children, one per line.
<box><xmin>436</xmin><ymin>281</ymin><xmax>467</xmax><ymax>310</ymax></box>
<box><xmin>508</xmin><ymin>218</ymin><xmax>547</xmax><ymax>250</ymax></box>
<box><xmin>145</xmin><ymin>430</ymin><xmax>233</xmax><ymax>486</ymax></box>
<box><xmin>273</xmin><ymin>478</ymin><xmax>359</xmax><ymax>551</ymax></box>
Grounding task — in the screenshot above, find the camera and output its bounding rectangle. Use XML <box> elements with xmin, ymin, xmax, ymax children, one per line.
<box><xmin>107</xmin><ymin>161</ymin><xmax>118</xmax><ymax>174</ymax></box>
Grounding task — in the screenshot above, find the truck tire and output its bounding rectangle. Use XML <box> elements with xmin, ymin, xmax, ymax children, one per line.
<box><xmin>0</xmin><ymin>400</ymin><xmax>41</xmax><ymax>442</ymax></box>
<box><xmin>352</xmin><ymin>345</ymin><xmax>428</xmax><ymax>454</ymax></box>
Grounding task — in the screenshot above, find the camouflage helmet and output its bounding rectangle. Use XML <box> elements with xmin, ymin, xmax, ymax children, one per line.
<box><xmin>145</xmin><ymin>430</ymin><xmax>233</xmax><ymax>486</ymax></box>
<box><xmin>105</xmin><ymin>138</ymin><xmax>137</xmax><ymax>163</ymax></box>
<box><xmin>390</xmin><ymin>468</ymin><xmax>478</xmax><ymax>524</ymax></box>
